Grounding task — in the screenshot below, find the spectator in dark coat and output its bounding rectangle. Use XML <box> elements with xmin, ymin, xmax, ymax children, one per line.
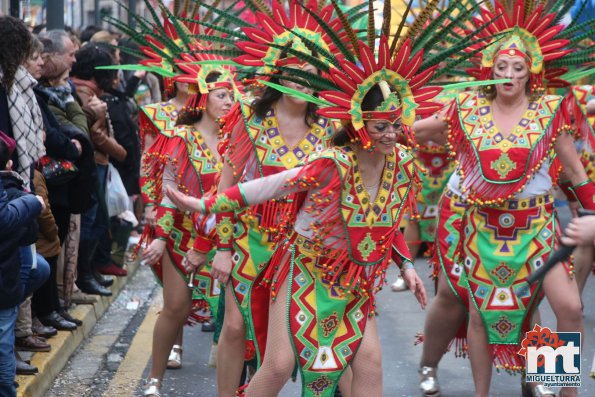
<box><xmin>0</xmin><ymin>132</ymin><xmax>45</xmax><ymax>397</ymax></box>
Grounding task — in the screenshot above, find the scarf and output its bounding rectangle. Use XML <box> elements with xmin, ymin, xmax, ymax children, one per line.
<box><xmin>6</xmin><ymin>66</ymin><xmax>46</xmax><ymax>188</ymax></box>
<box><xmin>36</xmin><ymin>84</ymin><xmax>73</xmax><ymax>111</ymax></box>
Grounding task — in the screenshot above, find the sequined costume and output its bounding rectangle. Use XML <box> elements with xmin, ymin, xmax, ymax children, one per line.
<box><xmin>219</xmin><ymin>102</ymin><xmax>337</xmax><ymax>363</ymax></box>
<box><xmin>191</xmin><ymin>142</ymin><xmax>418</xmax><ymax>396</ymax></box>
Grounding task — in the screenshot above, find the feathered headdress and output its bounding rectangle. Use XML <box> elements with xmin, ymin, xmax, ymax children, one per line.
<box><xmin>105</xmin><ymin>0</ymin><xmax>243</xmax><ymax>99</ymax></box>
<box><xmin>245</xmin><ymin>0</ymin><xmax>495</xmax><ymax>150</ymax></box>
<box><xmin>466</xmin><ymin>0</ymin><xmax>595</xmax><ymax>94</ymax></box>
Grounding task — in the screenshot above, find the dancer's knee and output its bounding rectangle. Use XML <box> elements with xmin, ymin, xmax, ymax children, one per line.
<box><xmin>222</xmin><ymin>311</ymin><xmax>246</xmax><ymax>340</ymax></box>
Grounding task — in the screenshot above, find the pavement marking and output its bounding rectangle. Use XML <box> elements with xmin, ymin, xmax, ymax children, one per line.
<box><xmin>104</xmin><ymin>301</ymin><xmax>159</xmax><ymax>395</ymax></box>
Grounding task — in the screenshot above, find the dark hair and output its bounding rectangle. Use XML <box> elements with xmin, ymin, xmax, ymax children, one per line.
<box><xmin>80</xmin><ymin>25</ymin><xmax>102</xmax><ymax>44</ymax></box>
<box><xmin>252</xmin><ymin>81</ymin><xmax>319</xmax><ymax>127</ymax></box>
<box><xmin>253</xmin><ymin>46</ymin><xmax>319</xmax><ymax>126</ymax></box>
<box><xmin>332</xmin><ymin>84</ymin><xmax>385</xmax><ymax>146</ymax></box>
<box><xmin>70</xmin><ymin>44</ymin><xmax>117</xmax><ymax>92</ymax></box>
<box><xmin>0</xmin><ymin>16</ymin><xmax>33</xmax><ymax>90</ymax></box>
<box><xmin>0</xmin><ymin>139</ymin><xmax>9</xmax><ymax>171</ymax></box>
<box><xmin>93</xmin><ymin>41</ymin><xmax>119</xmax><ymax>63</ymax></box>
<box><xmin>176</xmin><ymin>72</ymin><xmax>223</xmax><ymax>126</ymax></box>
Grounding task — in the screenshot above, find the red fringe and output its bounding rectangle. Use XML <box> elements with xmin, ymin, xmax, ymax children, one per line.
<box><xmin>448</xmin><ymin>94</ymin><xmax>570</xmax><ymax>205</ymax></box>
<box><xmin>186</xmin><ymin>299</ymin><xmax>212</xmax><ymax>326</ymax></box>
<box><xmin>491</xmin><ymin>344</ymin><xmax>525</xmax><ymax>374</ymax></box>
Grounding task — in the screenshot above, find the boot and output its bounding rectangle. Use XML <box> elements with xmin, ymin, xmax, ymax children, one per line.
<box><xmin>92</xmin><ymin>269</ymin><xmax>114</xmax><ymax>287</ymax></box>
<box><xmin>77</xmin><ymin>240</ymin><xmax>112</xmax><ymax>296</ymax></box>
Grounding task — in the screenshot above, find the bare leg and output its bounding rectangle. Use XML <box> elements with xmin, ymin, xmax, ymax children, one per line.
<box><xmin>467</xmin><ymin>303</ymin><xmax>492</xmax><ymax>397</ymax></box>
<box><xmin>245</xmin><ymin>278</ymin><xmax>294</xmax><ymax>397</ymax></box>
<box><xmin>175</xmin><ymin>328</ymin><xmax>183</xmax><ymax>346</ymax></box>
<box><xmin>167</xmin><ymin>328</ymin><xmax>184</xmax><ymax>369</ymax></box>
<box><xmin>338</xmin><ymin>367</ymin><xmax>353</xmax><ymax>397</ymax></box>
<box><xmin>217</xmin><ymin>282</ymin><xmax>247</xmax><ymax>397</ymax></box>
<box><xmin>543</xmin><ymin>262</ymin><xmax>583</xmax><ymax>397</ymax></box>
<box><xmin>572</xmin><ymin>244</ymin><xmax>593</xmax><ymax>297</ymax></box>
<box><xmin>404</xmin><ymin>221</ymin><xmax>422</xmax><ymax>259</ymax></box>
<box><xmin>419</xmin><ymin>271</ymin><xmax>466</xmax><ymax>367</ymax></box>
<box><xmin>148</xmin><ymin>251</ymin><xmax>192</xmax><ymax>385</ymax></box>
<box><xmin>350</xmin><ymin>317</ymin><xmax>383</xmax><ymax>397</ymax></box>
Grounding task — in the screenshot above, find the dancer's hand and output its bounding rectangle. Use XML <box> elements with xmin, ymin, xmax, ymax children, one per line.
<box><xmin>561</xmin><ymin>215</ymin><xmax>595</xmax><ymax>246</ymax></box>
<box><xmin>211</xmin><ymin>250</ymin><xmax>233</xmax><ymax>284</ymax></box>
<box><xmin>144</xmin><ymin>205</ymin><xmax>157</xmax><ymax>228</ymax></box>
<box><xmin>165</xmin><ymin>186</ymin><xmax>202</xmax><ymax>213</ymax></box>
<box><xmin>142</xmin><ymin>239</ymin><xmax>166</xmax><ymax>265</ymax></box>
<box><xmin>568</xmin><ymin>200</ymin><xmax>580</xmax><ymax>218</ymax></box>
<box><xmin>402</xmin><ymin>268</ymin><xmax>428</xmax><ymax>309</ymax></box>
<box><xmin>183</xmin><ymin>249</ymin><xmax>207</xmax><ymax>273</ymax></box>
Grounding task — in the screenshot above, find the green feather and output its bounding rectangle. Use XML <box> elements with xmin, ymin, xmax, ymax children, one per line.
<box><xmin>440</xmin><ymin>78</ymin><xmax>512</xmax><ymax>91</ymax></box>
<box><xmin>201</xmin><ymin>0</ymin><xmax>221</xmax><ymax>22</ymax></box>
<box><xmin>193</xmin><ymin>48</ymin><xmax>243</xmax><ymax>57</ymax></box>
<box><xmin>95</xmin><ymin>64</ymin><xmax>177</xmax><ymax>77</ymax></box>
<box><xmin>301</xmin><ymin>3</ymin><xmax>355</xmax><ymax>62</ymax></box>
<box><xmin>184</xmin><ymin>60</ymin><xmax>241</xmax><ymax>67</ymax></box>
<box><xmin>258</xmin><ymin>80</ymin><xmax>333</xmax><ymax>107</ymax></box>
<box><xmin>558</xmin><ymin>19</ymin><xmax>595</xmax><ymax>39</ymax></box>
<box><xmin>433</xmin><ymin>46</ymin><xmax>486</xmax><ymax>80</ymax></box>
<box><xmin>551</xmin><ymin>0</ymin><xmax>575</xmax><ymax>25</ymax></box>
<box><xmin>549</xmin><ymin>55</ymin><xmax>595</xmax><ymax>68</ymax></box>
<box><xmin>288</xmin><ymin>29</ymin><xmax>341</xmax><ymax>70</ymax></box>
<box><xmin>565</xmin><ymin>0</ymin><xmax>589</xmax><ymax>31</ymax></box>
<box><xmin>559</xmin><ymin>67</ymin><xmax>595</xmax><ymax>83</ymax></box>
<box><xmin>413</xmin><ymin>1</ymin><xmax>483</xmax><ymax>54</ymax></box>
<box><xmin>190</xmin><ymin>34</ymin><xmax>237</xmax><ymax>47</ymax></box>
<box><xmin>212</xmin><ymin>1</ymin><xmax>245</xmax><ymax>27</ymax></box>
<box><xmin>421</xmin><ymin>33</ymin><xmax>505</xmax><ymax>71</ymax></box>
<box><xmin>188</xmin><ymin>19</ymin><xmax>245</xmax><ymax>39</ymax></box>
<box><xmin>196</xmin><ymin>1</ymin><xmax>251</xmax><ymax>28</ymax></box>
<box><xmin>391</xmin><ymin>0</ymin><xmax>414</xmax><ymax>55</ymax></box>
<box><xmin>344</xmin><ymin>2</ymin><xmax>368</xmax><ymax>21</ymax></box>
<box><xmin>329</xmin><ymin>0</ymin><xmax>359</xmax><ymax>56</ymax></box>
<box><xmin>241</xmin><ymin>0</ymin><xmax>273</xmax><ymax>18</ymax></box>
<box><xmin>261</xmin><ymin>67</ymin><xmax>337</xmax><ymax>91</ymax></box>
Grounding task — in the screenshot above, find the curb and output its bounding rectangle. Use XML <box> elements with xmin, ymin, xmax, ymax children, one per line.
<box><xmin>16</xmin><ymin>259</ymin><xmax>140</xmax><ymax>397</ymax></box>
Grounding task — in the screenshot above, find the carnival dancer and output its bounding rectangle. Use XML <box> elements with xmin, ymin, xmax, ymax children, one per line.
<box><xmin>139</xmin><ymin>76</ymin><xmax>190</xmax><ymax>371</ymax></box>
<box><xmin>391</xmin><ymin>93</ymin><xmax>456</xmax><ymax>293</ymax></box>
<box><xmin>163</xmin><ymin>0</ymin><xmax>489</xmax><ymax>385</ymax></box>
<box><xmin>107</xmin><ymin>3</ymin><xmax>245</xmax><ymax>381</ymax></box>
<box><xmin>196</xmin><ymin>1</ymin><xmax>353</xmax><ymax>394</ymax></box>
<box><xmin>414</xmin><ymin>1</ymin><xmax>595</xmax><ymax>396</ymax></box>
<box><xmin>139</xmin><ymin>56</ymin><xmax>239</xmax><ymax>395</ymax></box>
<box><xmin>561</xmin><ymin>84</ymin><xmax>595</xmax><ymax>297</ymax></box>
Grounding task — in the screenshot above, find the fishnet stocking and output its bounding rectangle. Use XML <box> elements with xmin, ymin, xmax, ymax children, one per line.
<box><xmin>245</xmin><ymin>277</ymin><xmax>294</xmax><ymax>397</ymax></box>
<box><xmin>349</xmin><ymin>317</ymin><xmax>382</xmax><ymax>397</ymax></box>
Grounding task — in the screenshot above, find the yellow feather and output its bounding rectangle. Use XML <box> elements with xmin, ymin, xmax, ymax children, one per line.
<box><xmin>397</xmin><ymin>0</ymin><xmax>440</xmax><ymax>52</ymax></box>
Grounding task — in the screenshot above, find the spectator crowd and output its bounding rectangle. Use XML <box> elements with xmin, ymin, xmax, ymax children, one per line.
<box><xmin>0</xmin><ymin>16</ymin><xmax>155</xmax><ymax>396</ymax></box>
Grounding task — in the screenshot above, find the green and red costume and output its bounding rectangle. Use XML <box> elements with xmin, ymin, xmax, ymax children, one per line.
<box><xmin>197</xmin><ymin>144</ymin><xmax>418</xmax><ymax>396</ymax></box>
<box><xmin>217</xmin><ymin>102</ymin><xmax>337</xmax><ymax>364</ymax></box>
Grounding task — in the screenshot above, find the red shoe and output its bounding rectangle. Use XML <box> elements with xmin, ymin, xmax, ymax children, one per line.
<box><xmin>98</xmin><ymin>263</ymin><xmax>128</xmax><ymax>277</ymax></box>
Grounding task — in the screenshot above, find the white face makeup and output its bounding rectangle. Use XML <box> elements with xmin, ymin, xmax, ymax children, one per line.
<box><xmin>366</xmin><ymin>119</ymin><xmax>402</xmax><ymax>154</ymax></box>
<box><xmin>493</xmin><ymin>55</ymin><xmax>530</xmax><ymax>98</ymax></box>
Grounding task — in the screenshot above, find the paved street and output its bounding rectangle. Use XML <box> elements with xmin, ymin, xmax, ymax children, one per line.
<box><xmin>45</xmin><ymin>207</ymin><xmax>595</xmax><ymax>397</ymax></box>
